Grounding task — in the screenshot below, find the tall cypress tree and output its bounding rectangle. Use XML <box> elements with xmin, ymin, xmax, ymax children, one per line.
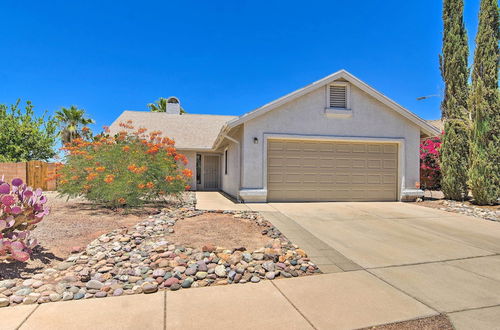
<box><xmin>468</xmin><ymin>0</ymin><xmax>500</xmax><ymax>205</ymax></box>
<box><xmin>439</xmin><ymin>0</ymin><xmax>470</xmax><ymax>200</ymax></box>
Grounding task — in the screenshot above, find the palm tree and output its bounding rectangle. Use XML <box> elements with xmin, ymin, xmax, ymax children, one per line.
<box><xmin>147</xmin><ymin>97</ymin><xmax>186</xmax><ymax>113</ymax></box>
<box><xmin>55</xmin><ymin>106</ymin><xmax>94</xmax><ymax>144</ymax></box>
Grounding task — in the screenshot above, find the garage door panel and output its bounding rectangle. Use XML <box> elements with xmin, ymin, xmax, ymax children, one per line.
<box><xmin>383</xmin><ymin>159</ymin><xmax>397</xmax><ymax>169</ymax></box>
<box><xmin>367</xmin><ymin>144</ymin><xmax>382</xmax><ymax>153</ymax></box>
<box><xmin>352</xmin><ymin>144</ymin><xmax>367</xmax><ymax>153</ymax></box>
<box><xmin>267</xmin><ymin>140</ymin><xmax>398</xmax><ymax>202</ymax></box>
<box><xmin>334</xmin><ymin>144</ymin><xmax>352</xmax><ymax>153</ymax></box>
<box><xmin>367</xmin><ymin>159</ymin><xmax>382</xmax><ymax>169</ymax></box>
<box><xmin>351</xmin><ymin>159</ymin><xmax>366</xmax><ymax>168</ymax></box>
<box><xmin>268</xmin><ymin>157</ymin><xmax>286</xmax><ymax>167</ymax></box>
<box><xmin>352</xmin><ymin>174</ymin><xmax>367</xmax><ymax>184</ymax></box>
<box><xmin>383</xmin><ymin>174</ymin><xmax>397</xmax><ymax>184</ymax></box>
<box><xmin>383</xmin><ymin>144</ymin><xmax>398</xmax><ymax>154</ymax></box>
<box><xmin>366</xmin><ymin>174</ymin><xmax>381</xmax><ymax>184</ymax></box>
<box><xmin>336</xmin><ymin>158</ymin><xmax>352</xmax><ymax>168</ymax></box>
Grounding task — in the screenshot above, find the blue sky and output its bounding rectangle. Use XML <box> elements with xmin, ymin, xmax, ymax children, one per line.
<box><xmin>0</xmin><ymin>0</ymin><xmax>482</xmax><ymax>132</ymax></box>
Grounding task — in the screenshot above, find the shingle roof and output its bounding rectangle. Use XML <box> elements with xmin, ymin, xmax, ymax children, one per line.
<box><xmin>109</xmin><ymin>111</ymin><xmax>236</xmax><ymax>150</ymax></box>
<box><xmin>426</xmin><ymin>119</ymin><xmax>443</xmax><ymax>131</ymax></box>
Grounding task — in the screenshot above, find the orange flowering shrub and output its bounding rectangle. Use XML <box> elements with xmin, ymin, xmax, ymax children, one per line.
<box><xmin>55</xmin><ymin>124</ymin><xmax>191</xmax><ymax>207</ymax></box>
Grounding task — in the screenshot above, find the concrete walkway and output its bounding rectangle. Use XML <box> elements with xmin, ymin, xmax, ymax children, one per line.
<box><xmin>195</xmin><ymin>191</ymin><xmax>275</xmax><ymax>212</ymax></box>
<box><xmin>267</xmin><ymin>202</ymin><xmax>500</xmax><ymax>330</ymax></box>
<box><xmin>3</xmin><ymin>271</ymin><xmax>438</xmax><ymax>330</ymax></box>
<box><xmin>195</xmin><ymin>192</ymin><xmax>500</xmax><ymax>329</ymax></box>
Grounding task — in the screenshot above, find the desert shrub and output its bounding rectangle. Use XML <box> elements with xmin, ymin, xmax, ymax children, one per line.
<box><xmin>441</xmin><ymin>119</ymin><xmax>470</xmax><ymax>200</ymax></box>
<box><xmin>55</xmin><ymin>123</ymin><xmax>192</xmax><ymax>207</ymax></box>
<box><xmin>0</xmin><ymin>178</ymin><xmax>49</xmax><ymax>262</ymax></box>
<box><xmin>420</xmin><ymin>136</ymin><xmax>442</xmax><ymax>190</ymax></box>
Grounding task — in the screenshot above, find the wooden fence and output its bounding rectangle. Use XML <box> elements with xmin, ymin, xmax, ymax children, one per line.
<box><xmin>0</xmin><ymin>161</ymin><xmax>57</xmax><ymax>190</ymax></box>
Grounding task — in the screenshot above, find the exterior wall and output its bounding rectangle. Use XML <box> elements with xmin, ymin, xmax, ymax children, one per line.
<box><xmin>179</xmin><ymin>151</ymin><xmax>197</xmax><ymax>189</ymax></box>
<box><xmin>240</xmin><ymin>83</ymin><xmax>421</xmax><ymax>200</ymax></box>
<box><xmin>0</xmin><ymin>162</ymin><xmax>57</xmax><ymax>191</ymax></box>
<box><xmin>0</xmin><ymin>162</ymin><xmax>27</xmax><ymax>186</ymax></box>
<box><xmin>220</xmin><ymin>127</ymin><xmax>243</xmax><ymax>198</ymax></box>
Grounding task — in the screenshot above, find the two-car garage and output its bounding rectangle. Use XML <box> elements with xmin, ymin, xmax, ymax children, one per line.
<box><xmin>267</xmin><ymin>139</ymin><xmax>399</xmax><ymax>202</ymax></box>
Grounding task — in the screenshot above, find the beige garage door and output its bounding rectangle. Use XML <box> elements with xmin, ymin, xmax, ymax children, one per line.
<box><xmin>267</xmin><ymin>139</ymin><xmax>398</xmax><ymax>202</ymax></box>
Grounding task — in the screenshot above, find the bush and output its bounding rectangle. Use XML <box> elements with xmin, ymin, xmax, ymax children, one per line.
<box><xmin>0</xmin><ymin>178</ymin><xmax>49</xmax><ymax>262</ymax></box>
<box><xmin>56</xmin><ymin>123</ymin><xmax>192</xmax><ymax>207</ymax></box>
<box><xmin>440</xmin><ymin>119</ymin><xmax>470</xmax><ymax>200</ymax></box>
<box><xmin>420</xmin><ymin>136</ymin><xmax>442</xmax><ymax>190</ymax></box>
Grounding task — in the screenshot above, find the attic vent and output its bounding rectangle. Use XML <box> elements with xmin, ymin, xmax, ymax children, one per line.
<box><xmin>329</xmin><ymin>84</ymin><xmax>348</xmax><ymax>109</ymax></box>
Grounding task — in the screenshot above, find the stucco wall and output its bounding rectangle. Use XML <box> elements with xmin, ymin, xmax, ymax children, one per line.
<box><xmin>220</xmin><ymin>127</ymin><xmax>242</xmax><ymax>198</ymax></box>
<box><xmin>240</xmin><ymin>82</ymin><xmax>421</xmax><ymax>196</ymax></box>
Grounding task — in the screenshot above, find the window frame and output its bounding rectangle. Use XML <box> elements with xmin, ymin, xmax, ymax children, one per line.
<box><xmin>196</xmin><ymin>154</ymin><xmax>202</xmax><ymax>184</ymax></box>
<box><xmin>224</xmin><ymin>148</ymin><xmax>228</xmax><ymax>175</ymax></box>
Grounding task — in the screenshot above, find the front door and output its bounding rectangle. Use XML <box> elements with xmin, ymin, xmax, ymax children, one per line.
<box><xmin>203</xmin><ymin>155</ymin><xmax>220</xmax><ymax>190</ymax></box>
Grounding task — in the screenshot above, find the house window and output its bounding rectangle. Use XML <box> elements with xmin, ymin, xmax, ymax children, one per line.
<box><xmin>224</xmin><ymin>149</ymin><xmax>228</xmax><ymax>175</ymax></box>
<box><xmin>328</xmin><ymin>82</ymin><xmax>350</xmax><ymax>109</ymax></box>
<box><xmin>196</xmin><ymin>154</ymin><xmax>201</xmax><ymax>184</ymax></box>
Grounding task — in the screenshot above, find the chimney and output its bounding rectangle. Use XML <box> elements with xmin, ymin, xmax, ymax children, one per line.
<box><xmin>166</xmin><ymin>97</ymin><xmax>181</xmax><ymax>115</ymax></box>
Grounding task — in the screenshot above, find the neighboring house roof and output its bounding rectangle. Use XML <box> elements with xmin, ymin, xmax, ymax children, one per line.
<box><xmin>426</xmin><ymin>119</ymin><xmax>444</xmax><ymax>132</ymax></box>
<box><xmin>109</xmin><ymin>111</ymin><xmax>237</xmax><ymax>150</ymax></box>
<box><xmin>218</xmin><ymin>70</ymin><xmax>441</xmax><ymax>140</ymax></box>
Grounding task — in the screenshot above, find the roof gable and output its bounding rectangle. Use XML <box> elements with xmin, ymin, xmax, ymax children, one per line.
<box><xmin>224</xmin><ymin>70</ymin><xmax>440</xmax><ymax>137</ymax></box>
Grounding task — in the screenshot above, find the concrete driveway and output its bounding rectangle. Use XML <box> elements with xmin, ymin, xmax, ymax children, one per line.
<box><xmin>265</xmin><ymin>202</ymin><xmax>500</xmax><ymax>329</ymax></box>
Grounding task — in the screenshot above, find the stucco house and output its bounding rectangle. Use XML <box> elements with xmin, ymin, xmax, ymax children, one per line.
<box><xmin>110</xmin><ymin>70</ymin><xmax>440</xmax><ymax>202</ymax></box>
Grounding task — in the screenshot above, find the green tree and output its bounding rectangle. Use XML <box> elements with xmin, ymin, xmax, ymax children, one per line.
<box><xmin>468</xmin><ymin>0</ymin><xmax>500</xmax><ymax>205</ymax></box>
<box><xmin>55</xmin><ymin>105</ymin><xmax>94</xmax><ymax>144</ymax></box>
<box><xmin>439</xmin><ymin>0</ymin><xmax>470</xmax><ymax>200</ymax></box>
<box><xmin>0</xmin><ymin>100</ymin><xmax>57</xmax><ymax>162</ymax></box>
<box><xmin>147</xmin><ymin>97</ymin><xmax>186</xmax><ymax>114</ymax></box>
<box><xmin>440</xmin><ymin>119</ymin><xmax>470</xmax><ymax>199</ymax></box>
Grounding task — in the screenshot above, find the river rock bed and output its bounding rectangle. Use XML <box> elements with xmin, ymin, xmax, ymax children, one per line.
<box><xmin>0</xmin><ymin>194</ymin><xmax>320</xmax><ymax>307</ymax></box>
<box><xmin>435</xmin><ymin>200</ymin><xmax>499</xmax><ymax>222</ymax></box>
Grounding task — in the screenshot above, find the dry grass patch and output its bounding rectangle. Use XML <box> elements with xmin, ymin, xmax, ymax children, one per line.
<box><xmin>0</xmin><ymin>192</ymin><xmax>155</xmax><ymax>279</ymax></box>
<box><xmin>168</xmin><ymin>213</ymin><xmax>270</xmax><ymax>251</ymax></box>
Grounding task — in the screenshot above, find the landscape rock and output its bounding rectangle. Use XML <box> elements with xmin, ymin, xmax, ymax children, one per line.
<box><xmin>0</xmin><ymin>192</ymin><xmax>319</xmax><ymax>308</ymax></box>
<box><xmin>142</xmin><ymin>283</ymin><xmax>158</xmax><ymax>294</ymax></box>
<box><xmin>214</xmin><ymin>265</ymin><xmax>227</xmax><ymax>277</ymax></box>
<box><xmin>0</xmin><ymin>298</ymin><xmax>9</xmax><ymax>307</ymax></box>
<box><xmin>86</xmin><ymin>280</ymin><xmax>103</xmax><ymax>290</ymax></box>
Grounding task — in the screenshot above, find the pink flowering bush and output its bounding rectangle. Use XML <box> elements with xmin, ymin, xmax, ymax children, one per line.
<box><xmin>420</xmin><ymin>137</ymin><xmax>442</xmax><ymax>190</ymax></box>
<box><xmin>0</xmin><ymin>178</ymin><xmax>49</xmax><ymax>262</ymax></box>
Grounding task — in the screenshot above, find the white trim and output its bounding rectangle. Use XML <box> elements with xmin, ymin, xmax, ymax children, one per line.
<box><xmin>221</xmin><ymin>134</ymin><xmax>239</xmax><ymax>145</ymax></box>
<box><xmin>178</xmin><ymin>147</ymin><xmax>215</xmax><ymax>152</ymax></box>
<box><xmin>324</xmin><ymin>108</ymin><xmax>353</xmax><ymax>118</ymax></box>
<box><xmin>221</xmin><ymin>70</ymin><xmax>440</xmax><ymax>138</ymax></box>
<box><xmin>258</xmin><ymin>133</ymin><xmax>406</xmax><ymax>201</ymax></box>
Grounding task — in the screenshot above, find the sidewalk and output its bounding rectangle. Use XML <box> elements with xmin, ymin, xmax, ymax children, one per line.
<box><xmin>2</xmin><ymin>271</ymin><xmax>437</xmax><ymax>330</ymax></box>
<box><xmin>195</xmin><ymin>191</ymin><xmax>275</xmax><ymax>212</ymax></box>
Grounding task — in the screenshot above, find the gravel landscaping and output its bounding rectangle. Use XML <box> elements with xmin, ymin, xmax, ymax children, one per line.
<box><xmin>0</xmin><ymin>193</ymin><xmax>319</xmax><ymax>307</ymax></box>
<box><xmin>417</xmin><ymin>198</ymin><xmax>499</xmax><ymax>222</ymax></box>
<box><xmin>362</xmin><ymin>314</ymin><xmax>453</xmax><ymax>330</ymax></box>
